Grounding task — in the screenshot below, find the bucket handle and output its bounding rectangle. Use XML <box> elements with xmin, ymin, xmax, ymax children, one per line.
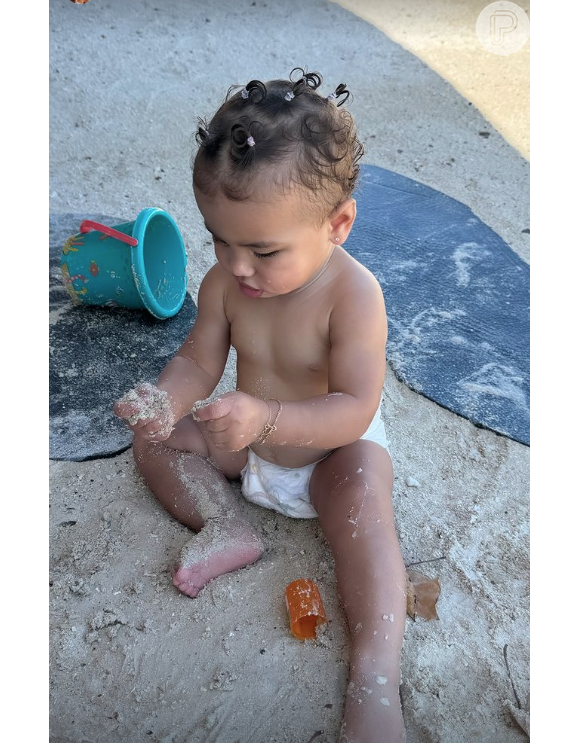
<box><xmin>79</xmin><ymin>220</ymin><xmax>139</xmax><ymax>247</ymax></box>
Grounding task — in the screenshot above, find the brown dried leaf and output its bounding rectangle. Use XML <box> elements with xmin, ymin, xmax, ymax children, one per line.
<box><xmin>406</xmin><ymin>569</ymin><xmax>441</xmax><ymax>621</ymax></box>
<box><xmin>406</xmin><ymin>577</ymin><xmax>417</xmax><ymax>618</ymax></box>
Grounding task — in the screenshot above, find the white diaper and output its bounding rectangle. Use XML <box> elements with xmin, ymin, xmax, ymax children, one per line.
<box><xmin>240</xmin><ymin>400</ymin><xmax>390</xmax><ymax>519</ymax></box>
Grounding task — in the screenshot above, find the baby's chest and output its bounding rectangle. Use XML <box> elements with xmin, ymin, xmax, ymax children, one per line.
<box><xmin>230</xmin><ymin>302</ymin><xmax>331</xmax><ymax>376</ymax></box>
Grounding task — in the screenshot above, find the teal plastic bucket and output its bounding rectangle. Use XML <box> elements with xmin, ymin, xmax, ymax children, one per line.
<box><xmin>60</xmin><ymin>208</ymin><xmax>187</xmax><ymax>319</ymax></box>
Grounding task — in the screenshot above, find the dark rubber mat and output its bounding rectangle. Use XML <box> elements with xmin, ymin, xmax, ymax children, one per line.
<box><xmin>49</xmin><ymin>213</ymin><xmax>197</xmax><ymax>461</ymax></box>
<box><xmin>350</xmin><ymin>165</ymin><xmax>529</xmax><ymax>445</ymax></box>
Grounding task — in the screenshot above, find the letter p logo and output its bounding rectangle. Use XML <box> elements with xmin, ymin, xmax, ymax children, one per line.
<box><xmin>476</xmin><ymin>2</ymin><xmax>529</xmax><ymax>56</ymax></box>
<box><xmin>490</xmin><ymin>10</ymin><xmax>518</xmax><ymax>45</ymax></box>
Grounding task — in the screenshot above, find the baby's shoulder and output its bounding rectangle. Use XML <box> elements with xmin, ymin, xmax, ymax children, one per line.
<box><xmin>198</xmin><ymin>262</ymin><xmax>230</xmax><ymax>296</ymax></box>
<box><xmin>333</xmin><ymin>249</ymin><xmax>384</xmax><ymax>301</ymax></box>
<box><xmin>196</xmin><ymin>262</ymin><xmax>229</xmax><ymax>312</ymax></box>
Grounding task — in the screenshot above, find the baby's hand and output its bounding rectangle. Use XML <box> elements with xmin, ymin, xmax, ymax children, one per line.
<box><xmin>194</xmin><ymin>391</ymin><xmax>269</xmax><ymax>451</ymax></box>
<box><xmin>113</xmin><ymin>382</ymin><xmax>176</xmax><ymax>441</ymax></box>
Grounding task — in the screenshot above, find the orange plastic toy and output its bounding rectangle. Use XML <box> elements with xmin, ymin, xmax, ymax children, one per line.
<box><xmin>285</xmin><ymin>579</ymin><xmax>327</xmax><ymax>640</ymax></box>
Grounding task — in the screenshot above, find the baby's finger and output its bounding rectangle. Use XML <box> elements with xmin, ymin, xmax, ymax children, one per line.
<box><xmin>141</xmin><ymin>429</ymin><xmax>172</xmax><ymax>442</ymax></box>
<box><xmin>113</xmin><ymin>399</ymin><xmax>141</xmax><ymax>420</ymax></box>
<box><xmin>149</xmin><ymin>430</ymin><xmax>173</xmax><ymax>442</ymax></box>
<box><xmin>194</xmin><ymin>396</ymin><xmax>226</xmax><ymax>422</ymax></box>
<box><xmin>129</xmin><ymin>415</ymin><xmax>155</xmax><ymax>430</ymax></box>
<box><xmin>140</xmin><ymin>419</ymin><xmax>162</xmax><ymax>434</ymax></box>
<box><xmin>115</xmin><ymin>382</ymin><xmax>157</xmax><ymax>413</ymax></box>
<box><xmin>133</xmin><ymin>382</ymin><xmax>157</xmax><ymax>400</ymax></box>
<box><xmin>132</xmin><ymin>429</ymin><xmax>160</xmax><ymax>444</ymax></box>
<box><xmin>203</xmin><ymin>420</ymin><xmax>230</xmax><ymax>436</ymax></box>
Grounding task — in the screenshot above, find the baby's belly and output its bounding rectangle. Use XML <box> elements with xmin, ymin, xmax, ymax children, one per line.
<box><xmin>237</xmin><ymin>366</ymin><xmax>334</xmax><ymax>468</ymax></box>
<box><xmin>250</xmin><ymin>441</ymin><xmax>335</xmax><ymax>469</ymax></box>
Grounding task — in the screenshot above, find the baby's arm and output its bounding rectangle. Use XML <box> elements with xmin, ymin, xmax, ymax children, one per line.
<box><xmin>262</xmin><ymin>272</ymin><xmax>387</xmax><ymax>449</ymax></box>
<box><xmin>114</xmin><ymin>265</ymin><xmax>231</xmax><ymax>436</ymax></box>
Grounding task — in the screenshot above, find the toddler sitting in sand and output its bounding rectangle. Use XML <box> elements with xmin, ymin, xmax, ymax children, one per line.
<box><xmin>114</xmin><ymin>68</ymin><xmax>406</xmax><ymax>743</ymax></box>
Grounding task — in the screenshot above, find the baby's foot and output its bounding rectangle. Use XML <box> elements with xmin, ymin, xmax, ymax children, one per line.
<box><xmin>172</xmin><ymin>517</ymin><xmax>264</xmax><ymax>598</ymax></box>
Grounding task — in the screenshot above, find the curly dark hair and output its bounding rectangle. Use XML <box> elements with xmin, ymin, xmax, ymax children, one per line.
<box><xmin>192</xmin><ymin>68</ymin><xmax>364</xmax><ymax>227</ymax></box>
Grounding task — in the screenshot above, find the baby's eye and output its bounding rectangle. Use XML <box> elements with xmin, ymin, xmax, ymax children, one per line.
<box><xmin>254</xmin><ymin>250</ymin><xmax>279</xmax><ymax>259</ymax></box>
<box><xmin>211</xmin><ymin>236</ymin><xmax>278</xmax><ymax>259</ymax></box>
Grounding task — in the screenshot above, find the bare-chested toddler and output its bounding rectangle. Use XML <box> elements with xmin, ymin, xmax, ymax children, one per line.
<box><xmin>114</xmin><ymin>68</ymin><xmax>406</xmax><ymax>743</ymax></box>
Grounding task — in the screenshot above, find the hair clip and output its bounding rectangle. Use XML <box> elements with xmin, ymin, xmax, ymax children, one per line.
<box><xmin>327</xmin><ymin>83</ymin><xmax>350</xmax><ymax>107</ymax></box>
<box><xmin>247</xmin><ymin>136</ymin><xmax>255</xmax><ymax>147</ymax></box>
<box><xmin>240</xmin><ymin>80</ymin><xmax>267</xmax><ymax>103</ymax></box>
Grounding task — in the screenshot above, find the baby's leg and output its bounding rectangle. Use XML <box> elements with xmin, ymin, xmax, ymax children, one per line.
<box><xmin>309</xmin><ymin>441</ymin><xmax>406</xmax><ymax>743</ymax></box>
<box><xmin>133</xmin><ymin>416</ymin><xmax>263</xmax><ymax>598</ymax></box>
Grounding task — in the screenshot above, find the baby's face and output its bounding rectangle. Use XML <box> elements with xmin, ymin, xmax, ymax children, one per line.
<box><xmin>194</xmin><ymin>186</ymin><xmax>337</xmax><ymax>299</ymax></box>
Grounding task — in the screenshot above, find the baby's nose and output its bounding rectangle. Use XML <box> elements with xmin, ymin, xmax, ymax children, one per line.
<box><xmin>231</xmin><ymin>258</ymin><xmax>255</xmax><ymax>278</ymax></box>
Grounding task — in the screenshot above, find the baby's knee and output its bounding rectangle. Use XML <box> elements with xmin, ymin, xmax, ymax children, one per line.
<box><xmin>166</xmin><ymin>416</ymin><xmax>210</xmax><ymax>456</ymax></box>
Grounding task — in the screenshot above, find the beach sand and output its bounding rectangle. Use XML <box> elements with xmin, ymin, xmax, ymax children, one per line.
<box><xmin>49</xmin><ymin>1</ymin><xmax>529</xmax><ymax>740</ymax></box>
<box><xmin>50</xmin><ymin>368</ymin><xmax>529</xmax><ymax>742</ymax></box>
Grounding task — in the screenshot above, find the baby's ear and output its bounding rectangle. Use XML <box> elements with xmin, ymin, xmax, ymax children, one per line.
<box><xmin>330</xmin><ymin>198</ymin><xmax>357</xmax><ymax>239</ymax></box>
<box><xmin>348</xmin><ymin>198</ymin><xmax>357</xmax><ymax>222</ymax></box>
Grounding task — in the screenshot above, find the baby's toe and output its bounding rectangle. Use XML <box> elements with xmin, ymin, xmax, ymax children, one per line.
<box><xmin>172</xmin><ymin>568</ymin><xmax>202</xmax><ymax>597</ymax></box>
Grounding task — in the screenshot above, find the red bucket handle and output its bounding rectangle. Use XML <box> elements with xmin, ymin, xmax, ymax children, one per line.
<box><xmin>79</xmin><ymin>220</ymin><xmax>138</xmax><ymax>247</ymax></box>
